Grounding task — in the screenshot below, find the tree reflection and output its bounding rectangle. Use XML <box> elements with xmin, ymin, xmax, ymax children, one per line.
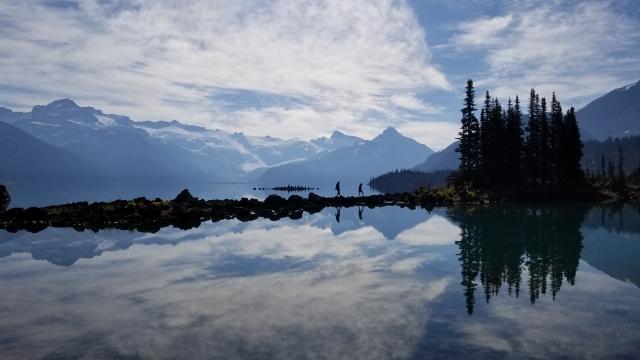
<box><xmin>448</xmin><ymin>205</ymin><xmax>587</xmax><ymax>315</ymax></box>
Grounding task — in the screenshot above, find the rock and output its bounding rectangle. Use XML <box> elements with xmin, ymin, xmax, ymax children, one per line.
<box><xmin>174</xmin><ymin>189</ymin><xmax>196</xmax><ymax>203</ymax></box>
<box><xmin>264</xmin><ymin>194</ymin><xmax>286</xmax><ymax>207</ymax></box>
<box><xmin>20</xmin><ymin>207</ymin><xmax>48</xmax><ymax>222</ymax></box>
<box><xmin>288</xmin><ymin>195</ymin><xmax>304</xmax><ymax>203</ymax></box>
<box><xmin>308</xmin><ymin>192</ymin><xmax>323</xmax><ymax>202</ymax></box>
<box><xmin>0</xmin><ymin>185</ymin><xmax>10</xmax><ymax>213</ymax></box>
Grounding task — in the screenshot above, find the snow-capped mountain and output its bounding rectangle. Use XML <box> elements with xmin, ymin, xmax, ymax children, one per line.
<box><xmin>0</xmin><ymin>99</ymin><xmax>364</xmax><ymax>182</ymax></box>
<box><xmin>257</xmin><ymin>127</ymin><xmax>434</xmax><ymax>185</ymax></box>
<box><xmin>577</xmin><ymin>80</ymin><xmax>640</xmax><ymax>140</ymax></box>
<box><xmin>5</xmin><ymin>99</ymin><xmax>199</xmax><ymax>181</ymax></box>
<box><xmin>134</xmin><ymin>120</ymin><xmax>336</xmax><ymax>177</ymax></box>
<box><xmin>311</xmin><ymin>130</ymin><xmax>362</xmax><ymax>149</ymax></box>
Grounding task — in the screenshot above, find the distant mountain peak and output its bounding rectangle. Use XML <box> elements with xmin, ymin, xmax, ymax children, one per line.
<box><xmin>374</xmin><ymin>127</ymin><xmax>405</xmax><ymax>142</ymax></box>
<box><xmin>620</xmin><ymin>80</ymin><xmax>640</xmax><ymax>92</ymax></box>
<box><xmin>382</xmin><ymin>126</ymin><xmax>400</xmax><ymax>135</ymax></box>
<box><xmin>47</xmin><ymin>98</ymin><xmax>80</xmax><ymax>109</ymax></box>
<box><xmin>32</xmin><ymin>98</ymin><xmax>82</xmax><ymax>114</ymax></box>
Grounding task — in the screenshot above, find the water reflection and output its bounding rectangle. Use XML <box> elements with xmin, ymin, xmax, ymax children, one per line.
<box><xmin>448</xmin><ymin>206</ymin><xmax>587</xmax><ymax>314</ymax></box>
<box><xmin>0</xmin><ymin>204</ymin><xmax>639</xmax><ymax>359</ymax></box>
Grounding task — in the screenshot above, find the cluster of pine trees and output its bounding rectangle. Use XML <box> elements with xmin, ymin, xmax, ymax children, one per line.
<box><xmin>457</xmin><ymin>79</ymin><xmax>584</xmax><ymax>189</ymax></box>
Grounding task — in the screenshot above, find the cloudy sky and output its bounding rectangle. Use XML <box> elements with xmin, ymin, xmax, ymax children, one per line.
<box><xmin>1</xmin><ymin>0</ymin><xmax>639</xmax><ymax>149</ymax></box>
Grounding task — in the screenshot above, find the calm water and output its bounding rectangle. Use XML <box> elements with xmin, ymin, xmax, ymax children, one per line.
<box><xmin>6</xmin><ymin>181</ymin><xmax>378</xmax><ymax>207</ymax></box>
<box><xmin>1</xmin><ymin>203</ymin><xmax>639</xmax><ymax>359</ymax></box>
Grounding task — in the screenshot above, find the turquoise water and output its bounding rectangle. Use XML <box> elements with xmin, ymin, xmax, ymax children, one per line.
<box><xmin>0</xmin><ymin>203</ymin><xmax>639</xmax><ymax>359</ymax></box>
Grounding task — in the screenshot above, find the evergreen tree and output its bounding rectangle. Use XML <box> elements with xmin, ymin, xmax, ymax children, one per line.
<box><xmin>600</xmin><ymin>154</ymin><xmax>606</xmax><ymax>178</ymax></box>
<box><xmin>608</xmin><ymin>160</ymin><xmax>615</xmax><ymax>179</ymax></box>
<box><xmin>479</xmin><ymin>91</ymin><xmax>493</xmax><ymax>185</ymax></box>
<box><xmin>540</xmin><ymin>97</ymin><xmax>550</xmax><ymax>185</ymax></box>
<box><xmin>457</xmin><ymin>79</ymin><xmax>480</xmax><ymax>184</ymax></box>
<box><xmin>560</xmin><ymin>107</ymin><xmax>584</xmax><ymax>185</ymax></box>
<box><xmin>486</xmin><ymin>97</ymin><xmax>506</xmax><ymax>186</ymax></box>
<box><xmin>526</xmin><ymin>89</ymin><xmax>541</xmax><ymax>186</ymax></box>
<box><xmin>550</xmin><ymin>93</ymin><xmax>564</xmax><ymax>184</ymax></box>
<box><xmin>505</xmin><ymin>97</ymin><xmax>524</xmax><ymax>185</ymax></box>
<box><xmin>617</xmin><ymin>145</ymin><xmax>626</xmax><ymax>188</ymax></box>
<box><xmin>455</xmin><ymin>81</ymin><xmax>584</xmax><ymax>190</ymax></box>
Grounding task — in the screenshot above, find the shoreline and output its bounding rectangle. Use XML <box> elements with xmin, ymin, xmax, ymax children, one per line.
<box><xmin>0</xmin><ymin>187</ymin><xmax>633</xmax><ymax>233</ymax></box>
<box><xmin>0</xmin><ymin>189</ymin><xmax>457</xmax><ymax>233</ymax></box>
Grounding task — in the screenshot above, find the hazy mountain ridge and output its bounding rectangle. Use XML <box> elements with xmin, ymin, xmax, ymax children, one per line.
<box><xmin>577</xmin><ymin>80</ymin><xmax>640</xmax><ymax>140</ymax></box>
<box><xmin>0</xmin><ymin>99</ymin><xmax>365</xmax><ymax>183</ymax></box>
<box><xmin>257</xmin><ymin>127</ymin><xmax>434</xmax><ymax>185</ymax></box>
<box><xmin>4</xmin><ymin>78</ymin><xmax>634</xmax><ymax>186</ymax></box>
<box><xmin>0</xmin><ymin>121</ymin><xmax>105</xmax><ymax>181</ymax></box>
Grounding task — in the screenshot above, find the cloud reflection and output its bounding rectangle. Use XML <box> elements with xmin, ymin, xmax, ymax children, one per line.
<box><xmin>0</xmin><ymin>209</ymin><xmax>451</xmax><ymax>359</ymax></box>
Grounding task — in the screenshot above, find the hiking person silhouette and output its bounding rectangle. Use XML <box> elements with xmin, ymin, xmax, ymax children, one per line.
<box><xmin>335</xmin><ymin>181</ymin><xmax>341</xmax><ymax>197</ymax></box>
<box><xmin>335</xmin><ymin>207</ymin><xmax>341</xmax><ymax>223</ymax></box>
<box><xmin>358</xmin><ymin>205</ymin><xmax>364</xmax><ymax>220</ymax></box>
<box><xmin>358</xmin><ymin>183</ymin><xmax>364</xmax><ymax>197</ymax></box>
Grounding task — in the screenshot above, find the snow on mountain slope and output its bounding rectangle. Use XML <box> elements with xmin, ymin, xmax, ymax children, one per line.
<box><xmin>257</xmin><ymin>127</ymin><xmax>434</xmax><ymax>185</ymax></box>
<box><xmin>0</xmin><ymin>99</ymin><xmax>373</xmax><ymax>182</ymax></box>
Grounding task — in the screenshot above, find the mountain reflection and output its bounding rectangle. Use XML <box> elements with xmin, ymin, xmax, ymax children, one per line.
<box><xmin>448</xmin><ymin>205</ymin><xmax>588</xmax><ymax>314</ymax></box>
<box><xmin>1</xmin><ymin>204</ymin><xmax>640</xmax><ymax>358</ymax></box>
<box><xmin>1</xmin><ymin>203</ymin><xmax>639</xmax><ymax>305</ymax></box>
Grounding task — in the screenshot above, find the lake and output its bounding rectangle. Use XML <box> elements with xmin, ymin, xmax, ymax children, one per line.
<box><xmin>6</xmin><ymin>181</ymin><xmax>378</xmax><ymax>208</ymax></box>
<box><xmin>1</xmin><ymin>203</ymin><xmax>639</xmax><ymax>359</ymax></box>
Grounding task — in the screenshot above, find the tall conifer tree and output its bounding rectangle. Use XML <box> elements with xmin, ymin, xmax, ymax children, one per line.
<box><xmin>526</xmin><ymin>89</ymin><xmax>540</xmax><ymax>185</ymax></box>
<box><xmin>505</xmin><ymin>97</ymin><xmax>524</xmax><ymax>185</ymax></box>
<box><xmin>550</xmin><ymin>93</ymin><xmax>563</xmax><ymax>185</ymax></box>
<box><xmin>457</xmin><ymin>79</ymin><xmax>479</xmax><ymax>183</ymax></box>
<box><xmin>540</xmin><ymin>97</ymin><xmax>550</xmax><ymax>185</ymax></box>
<box><xmin>560</xmin><ymin>107</ymin><xmax>583</xmax><ymax>185</ymax></box>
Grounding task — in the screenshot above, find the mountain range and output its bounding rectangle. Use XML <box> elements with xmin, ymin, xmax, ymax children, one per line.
<box><xmin>0</xmin><ymin>80</ymin><xmax>637</xmax><ymax>187</ymax></box>
<box><xmin>256</xmin><ymin>127</ymin><xmax>433</xmax><ymax>185</ymax></box>
<box><xmin>0</xmin><ymin>99</ymin><xmax>419</xmax><ymax>185</ymax></box>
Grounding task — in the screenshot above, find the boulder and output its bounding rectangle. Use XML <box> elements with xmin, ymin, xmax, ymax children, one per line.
<box><xmin>174</xmin><ymin>189</ymin><xmax>196</xmax><ymax>203</ymax></box>
<box><xmin>308</xmin><ymin>192</ymin><xmax>324</xmax><ymax>202</ymax></box>
<box><xmin>0</xmin><ymin>185</ymin><xmax>10</xmax><ymax>213</ymax></box>
<box><xmin>264</xmin><ymin>194</ymin><xmax>286</xmax><ymax>207</ymax></box>
<box><xmin>287</xmin><ymin>195</ymin><xmax>304</xmax><ymax>204</ymax></box>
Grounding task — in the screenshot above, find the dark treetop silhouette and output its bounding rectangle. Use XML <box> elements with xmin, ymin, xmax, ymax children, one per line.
<box><xmin>456</xmin><ymin>79</ymin><xmax>584</xmax><ymax>190</ymax></box>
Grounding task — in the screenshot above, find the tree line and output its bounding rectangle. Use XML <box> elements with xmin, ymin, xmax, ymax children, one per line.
<box><xmin>456</xmin><ymin>79</ymin><xmax>584</xmax><ymax>189</ymax></box>
<box><xmin>581</xmin><ymin>135</ymin><xmax>640</xmax><ymax>188</ymax></box>
<box><xmin>368</xmin><ymin>168</ymin><xmax>451</xmax><ymax>193</ymax></box>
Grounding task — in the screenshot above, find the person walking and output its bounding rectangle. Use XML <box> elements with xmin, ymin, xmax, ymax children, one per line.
<box><xmin>358</xmin><ymin>183</ymin><xmax>364</xmax><ymax>197</ymax></box>
<box><xmin>335</xmin><ymin>181</ymin><xmax>341</xmax><ymax>197</ymax></box>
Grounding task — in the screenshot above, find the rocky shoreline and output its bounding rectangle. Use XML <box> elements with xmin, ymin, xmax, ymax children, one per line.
<box><xmin>0</xmin><ymin>184</ymin><xmax>632</xmax><ymax>233</ymax></box>
<box><xmin>0</xmin><ymin>189</ymin><xmax>462</xmax><ymax>233</ymax></box>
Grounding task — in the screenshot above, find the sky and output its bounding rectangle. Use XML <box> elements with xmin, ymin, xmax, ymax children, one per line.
<box><xmin>1</xmin><ymin>0</ymin><xmax>639</xmax><ymax>150</ymax></box>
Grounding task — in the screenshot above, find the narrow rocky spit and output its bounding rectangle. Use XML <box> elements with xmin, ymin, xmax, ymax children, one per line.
<box><xmin>0</xmin><ymin>189</ymin><xmax>462</xmax><ymax>233</ymax></box>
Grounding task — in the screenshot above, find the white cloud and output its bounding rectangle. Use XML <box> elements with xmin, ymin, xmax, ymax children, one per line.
<box><xmin>0</xmin><ymin>0</ymin><xmax>452</xmax><ymax>145</ymax></box>
<box><xmin>389</xmin><ymin>93</ymin><xmax>443</xmax><ymax>113</ymax></box>
<box><xmin>396</xmin><ymin>215</ymin><xmax>461</xmax><ymax>246</ymax></box>
<box><xmin>397</xmin><ymin>120</ymin><xmax>460</xmax><ymax>150</ymax></box>
<box><xmin>452</xmin><ymin>14</ymin><xmax>512</xmax><ymax>47</ymax></box>
<box><xmin>450</xmin><ymin>1</ymin><xmax>640</xmax><ymax>106</ymax></box>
